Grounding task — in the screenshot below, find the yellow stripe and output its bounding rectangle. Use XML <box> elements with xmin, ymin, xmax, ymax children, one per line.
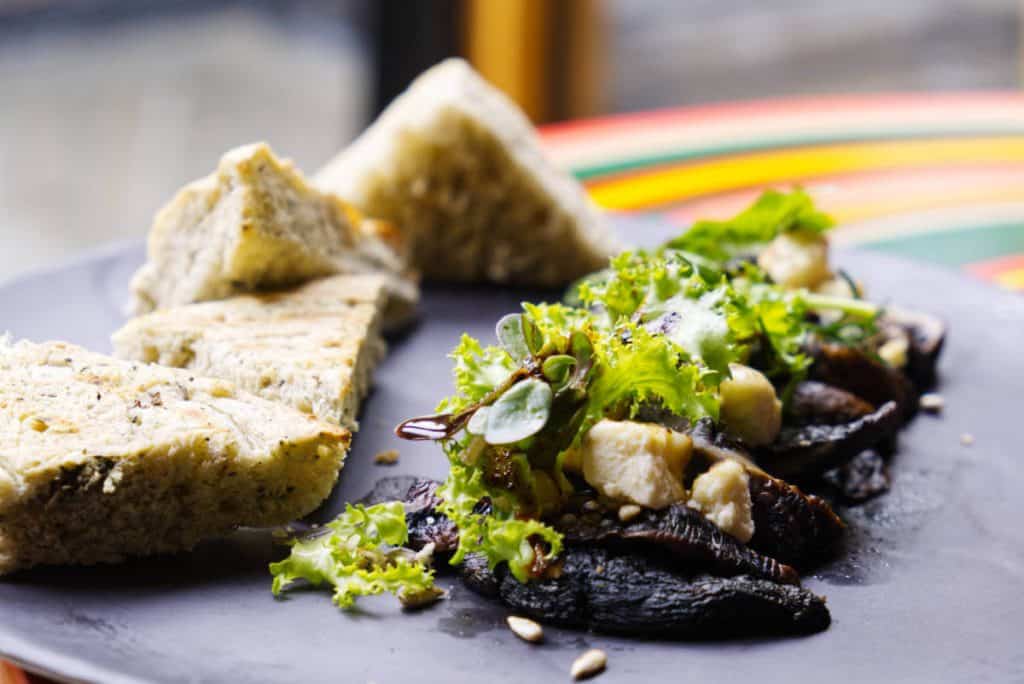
<box><xmin>994</xmin><ymin>268</ymin><xmax>1024</xmax><ymax>289</ymax></box>
<box><xmin>588</xmin><ymin>137</ymin><xmax>1024</xmax><ymax>210</ymax></box>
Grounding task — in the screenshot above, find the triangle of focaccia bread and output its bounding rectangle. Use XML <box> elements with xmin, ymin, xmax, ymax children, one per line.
<box><xmin>0</xmin><ymin>338</ymin><xmax>349</xmax><ymax>575</ymax></box>
<box><xmin>113</xmin><ymin>274</ymin><xmax>387</xmax><ymax>431</ymax></box>
<box><xmin>130</xmin><ymin>142</ymin><xmax>418</xmax><ymax>329</ymax></box>
<box><xmin>314</xmin><ymin>58</ymin><xmax>622</xmax><ymax>286</ymax></box>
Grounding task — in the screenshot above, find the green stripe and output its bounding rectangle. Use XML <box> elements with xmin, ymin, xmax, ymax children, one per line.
<box><xmin>570</xmin><ymin>127</ymin><xmax>1024</xmax><ymax>181</ymax></box>
<box><xmin>860</xmin><ymin>221</ymin><xmax>1024</xmax><ymax>267</ymax></box>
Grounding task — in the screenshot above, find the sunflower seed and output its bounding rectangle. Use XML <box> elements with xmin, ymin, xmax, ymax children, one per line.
<box><xmin>571</xmin><ymin>649</ymin><xmax>607</xmax><ymax>680</ymax></box>
<box><xmin>617</xmin><ymin>504</ymin><xmax>642</xmax><ymax>522</ymax></box>
<box><xmin>373</xmin><ymin>449</ymin><xmax>400</xmax><ymax>465</ymax></box>
<box><xmin>506</xmin><ymin>615</ymin><xmax>544</xmax><ymax>643</ymax></box>
<box><xmin>397</xmin><ymin>584</ymin><xmax>445</xmax><ymax>609</ymax></box>
<box><xmin>960</xmin><ymin>433</ymin><xmax>975</xmax><ymax>446</ymax></box>
<box><xmin>918</xmin><ymin>393</ymin><xmax>944</xmax><ymax>413</ymax></box>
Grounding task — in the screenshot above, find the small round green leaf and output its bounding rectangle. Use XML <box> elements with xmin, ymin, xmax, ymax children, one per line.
<box><xmin>541</xmin><ymin>355</ymin><xmax>576</xmax><ymax>385</ymax></box>
<box><xmin>466</xmin><ymin>406</ymin><xmax>490</xmax><ymax>435</ymax></box>
<box><xmin>570</xmin><ymin>330</ymin><xmax>593</xmax><ymax>366</ymax></box>
<box><xmin>521</xmin><ymin>316</ymin><xmax>544</xmax><ymax>356</ymax></box>
<box><xmin>496</xmin><ymin>313</ymin><xmax>530</xmax><ymax>362</ymax></box>
<box><xmin>484</xmin><ymin>378</ymin><xmax>553</xmax><ymax>445</ymax></box>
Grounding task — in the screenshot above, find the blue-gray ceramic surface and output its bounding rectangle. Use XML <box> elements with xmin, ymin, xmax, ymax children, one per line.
<box><xmin>1</xmin><ymin>230</ymin><xmax>1022</xmax><ymax>683</ymax></box>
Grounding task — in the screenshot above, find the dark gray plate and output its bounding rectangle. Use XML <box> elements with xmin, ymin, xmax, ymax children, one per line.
<box><xmin>1</xmin><ymin>233</ymin><xmax>1023</xmax><ymax>684</ymax></box>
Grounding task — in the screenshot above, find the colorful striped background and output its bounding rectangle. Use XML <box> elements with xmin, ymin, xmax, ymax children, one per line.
<box><xmin>540</xmin><ymin>93</ymin><xmax>1024</xmax><ymax>291</ymax></box>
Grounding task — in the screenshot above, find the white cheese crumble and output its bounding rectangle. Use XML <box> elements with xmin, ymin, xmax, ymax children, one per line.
<box><xmin>718</xmin><ymin>363</ymin><xmax>782</xmax><ymax>447</ymax></box>
<box><xmin>758</xmin><ymin>231</ymin><xmax>831</xmax><ymax>290</ymax></box>
<box><xmin>687</xmin><ymin>460</ymin><xmax>754</xmax><ymax>543</ymax></box>
<box><xmin>578</xmin><ymin>420</ymin><xmax>692</xmax><ymax>509</ymax></box>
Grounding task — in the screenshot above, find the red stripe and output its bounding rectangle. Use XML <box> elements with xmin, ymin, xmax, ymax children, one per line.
<box><xmin>965</xmin><ymin>253</ymin><xmax>1024</xmax><ymax>278</ymax></box>
<box><xmin>539</xmin><ymin>91</ymin><xmax>1024</xmax><ymax>143</ymax></box>
<box><xmin>661</xmin><ymin>163</ymin><xmax>1024</xmax><ymax>224</ymax></box>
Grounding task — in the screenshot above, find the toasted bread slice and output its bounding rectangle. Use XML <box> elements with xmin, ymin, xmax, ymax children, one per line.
<box><xmin>0</xmin><ymin>338</ymin><xmax>349</xmax><ymax>574</ymax></box>
<box><xmin>314</xmin><ymin>58</ymin><xmax>621</xmax><ymax>286</ymax></box>
<box><xmin>113</xmin><ymin>275</ymin><xmax>387</xmax><ymax>431</ymax></box>
<box><xmin>130</xmin><ymin>142</ymin><xmax>418</xmax><ymax>329</ymax></box>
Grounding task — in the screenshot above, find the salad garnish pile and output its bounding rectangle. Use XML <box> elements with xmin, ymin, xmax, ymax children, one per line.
<box><xmin>271</xmin><ymin>189</ymin><xmax>900</xmax><ymax>607</ymax></box>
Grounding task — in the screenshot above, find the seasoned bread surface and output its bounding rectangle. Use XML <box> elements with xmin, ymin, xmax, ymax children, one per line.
<box><xmin>314</xmin><ymin>58</ymin><xmax>621</xmax><ymax>286</ymax></box>
<box><xmin>0</xmin><ymin>338</ymin><xmax>349</xmax><ymax>574</ymax></box>
<box><xmin>130</xmin><ymin>142</ymin><xmax>418</xmax><ymax>328</ymax></box>
<box><xmin>113</xmin><ymin>275</ymin><xmax>387</xmax><ymax>431</ymax></box>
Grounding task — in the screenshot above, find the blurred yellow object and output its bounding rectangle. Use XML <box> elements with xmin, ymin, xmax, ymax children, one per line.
<box><xmin>464</xmin><ymin>0</ymin><xmax>603</xmax><ymax>123</ymax></box>
<box><xmin>588</xmin><ymin>136</ymin><xmax>1024</xmax><ymax>211</ymax></box>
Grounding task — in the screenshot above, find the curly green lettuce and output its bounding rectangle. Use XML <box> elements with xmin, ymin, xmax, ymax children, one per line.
<box><xmin>579</xmin><ymin>252</ymin><xmax>741</xmax><ymax>376</ymax></box>
<box><xmin>437</xmin><ymin>464</ymin><xmax>563</xmax><ymax>583</ymax></box>
<box><xmin>578</xmin><ymin>250</ymin><xmax>693</xmax><ymax>326</ymax></box>
<box><xmin>270</xmin><ymin>502</ymin><xmax>439</xmax><ymax>609</ymax></box>
<box><xmin>663</xmin><ymin>188</ymin><xmax>834</xmax><ymax>263</ymax></box>
<box><xmin>437</xmin><ymin>334</ymin><xmax>516</xmax><ymax>414</ymax></box>
<box><xmin>520</xmin><ymin>302</ymin><xmax>590</xmax><ymax>355</ymax></box>
<box><xmin>585</xmin><ymin>324</ymin><xmax>720</xmax><ymax>428</ymax></box>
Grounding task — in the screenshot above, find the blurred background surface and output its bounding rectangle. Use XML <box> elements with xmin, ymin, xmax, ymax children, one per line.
<box><xmin>0</xmin><ymin>0</ymin><xmax>1021</xmax><ymax>279</ymax></box>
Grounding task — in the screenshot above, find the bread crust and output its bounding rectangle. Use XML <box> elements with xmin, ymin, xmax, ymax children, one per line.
<box><xmin>315</xmin><ymin>58</ymin><xmax>622</xmax><ymax>286</ymax></box>
<box><xmin>130</xmin><ymin>142</ymin><xmax>418</xmax><ymax>329</ymax></box>
<box><xmin>112</xmin><ymin>275</ymin><xmax>388</xmax><ymax>430</ymax></box>
<box><xmin>0</xmin><ymin>339</ymin><xmax>349</xmax><ymax>574</ymax></box>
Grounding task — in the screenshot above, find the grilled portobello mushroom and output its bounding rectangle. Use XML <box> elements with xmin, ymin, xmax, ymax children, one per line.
<box><xmin>756</xmin><ymin>400</ymin><xmax>902</xmax><ymax>481</ymax></box>
<box><xmin>550</xmin><ymin>503</ymin><xmax>799</xmax><ymax>585</ymax></box>
<box><xmin>822</xmin><ymin>449</ymin><xmax>891</xmax><ymax>504</ymax></box>
<box><xmin>390</xmin><ymin>477</ymin><xmax>831</xmax><ymax>638</ymax></box>
<box><xmin>459</xmin><ymin>547</ymin><xmax>830</xmax><ymax>639</ymax></box>
<box><xmin>808</xmin><ymin>341</ymin><xmax>916</xmax><ymax>417</ymax></box>
<box><xmin>880</xmin><ymin>306</ymin><xmax>946</xmax><ymax>390</ymax></box>
<box><xmin>688</xmin><ymin>423</ymin><xmax>846</xmax><ymax>565</ymax></box>
<box><xmin>788</xmin><ymin>380</ymin><xmax>876</xmax><ymax>425</ymax></box>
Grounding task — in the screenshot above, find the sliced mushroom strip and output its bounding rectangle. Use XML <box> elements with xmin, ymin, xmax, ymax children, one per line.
<box><xmin>551</xmin><ymin>503</ymin><xmax>799</xmax><ymax>586</ymax></box>
<box><xmin>822</xmin><ymin>449</ymin><xmax>891</xmax><ymax>504</ymax></box>
<box><xmin>788</xmin><ymin>380</ymin><xmax>875</xmax><ymax>425</ymax></box>
<box><xmin>689</xmin><ymin>421</ymin><xmax>845</xmax><ymax>567</ymax></box>
<box><xmin>402</xmin><ymin>478</ymin><xmax>462</xmax><ymax>555</ymax></box>
<box><xmin>398</xmin><ymin>478</ymin><xmax>798</xmax><ymax>586</ymax></box>
<box><xmin>357</xmin><ymin>476</ymin><xmax>462</xmax><ymax>557</ymax></box>
<box><xmin>460</xmin><ymin>548</ymin><xmax>831</xmax><ymax>639</ymax></box>
<box><xmin>756</xmin><ymin>400</ymin><xmax>902</xmax><ymax>481</ymax></box>
<box><xmin>747</xmin><ymin>473</ymin><xmax>845</xmax><ymax>567</ymax></box>
<box><xmin>808</xmin><ymin>341</ymin><xmax>916</xmax><ymax>417</ymax></box>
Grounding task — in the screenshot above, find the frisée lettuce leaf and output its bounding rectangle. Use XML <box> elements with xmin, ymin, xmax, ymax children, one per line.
<box><xmin>270</xmin><ymin>502</ymin><xmax>440</xmax><ymax>609</ymax></box>
<box><xmin>663</xmin><ymin>189</ymin><xmax>833</xmax><ymax>262</ymax></box>
<box><xmin>584</xmin><ymin>325</ymin><xmax>719</xmax><ymax>428</ymax></box>
<box><xmin>437</xmin><ymin>464</ymin><xmax>563</xmax><ymax>583</ymax></box>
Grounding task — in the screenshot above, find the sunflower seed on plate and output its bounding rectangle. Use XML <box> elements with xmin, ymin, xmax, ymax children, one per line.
<box><xmin>618</xmin><ymin>504</ymin><xmax>642</xmax><ymax>522</ymax></box>
<box><xmin>918</xmin><ymin>393</ymin><xmax>944</xmax><ymax>413</ymax></box>
<box><xmin>373</xmin><ymin>449</ymin><xmax>400</xmax><ymax>465</ymax></box>
<box><xmin>397</xmin><ymin>584</ymin><xmax>445</xmax><ymax>609</ymax></box>
<box><xmin>571</xmin><ymin>649</ymin><xmax>607</xmax><ymax>680</ymax></box>
<box><xmin>960</xmin><ymin>433</ymin><xmax>975</xmax><ymax>446</ymax></box>
<box><xmin>506</xmin><ymin>615</ymin><xmax>544</xmax><ymax>643</ymax></box>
